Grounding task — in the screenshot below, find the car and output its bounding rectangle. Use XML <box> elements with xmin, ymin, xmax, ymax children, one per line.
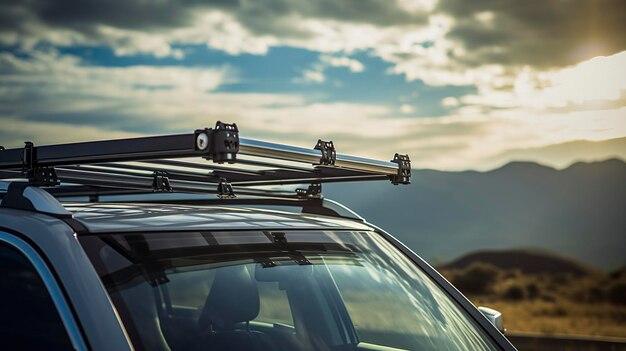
<box><xmin>0</xmin><ymin>122</ymin><xmax>516</xmax><ymax>350</ymax></box>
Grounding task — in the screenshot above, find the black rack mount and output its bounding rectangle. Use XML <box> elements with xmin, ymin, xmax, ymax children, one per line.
<box><xmin>0</xmin><ymin>121</ymin><xmax>410</xmax><ymax>202</ymax></box>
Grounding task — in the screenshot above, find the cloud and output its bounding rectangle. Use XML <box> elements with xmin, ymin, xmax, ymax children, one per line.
<box><xmin>0</xmin><ymin>50</ymin><xmax>400</xmax><ymax>152</ymax></box>
<box><xmin>399</xmin><ymin>104</ymin><xmax>414</xmax><ymax>114</ymax></box>
<box><xmin>294</xmin><ymin>54</ymin><xmax>364</xmax><ymax>84</ymax></box>
<box><xmin>455</xmin><ymin>50</ymin><xmax>626</xmax><ymax>111</ymax></box>
<box><xmin>1</xmin><ymin>2</ymin><xmax>625</xmax><ymax>171</ymax></box>
<box><xmin>2</xmin><ymin>0</ymin><xmax>624</xmax><ymax>97</ymax></box>
<box><xmin>299</xmin><ymin>69</ymin><xmax>325</xmax><ymax>83</ymax></box>
<box><xmin>436</xmin><ymin>0</ymin><xmax>626</xmax><ymax>69</ymax></box>
<box><xmin>441</xmin><ymin>97</ymin><xmax>459</xmax><ymax>107</ymax></box>
<box><xmin>0</xmin><ymin>0</ymin><xmax>429</xmax><ymax>56</ymax></box>
<box><xmin>320</xmin><ymin>54</ymin><xmax>364</xmax><ymax>72</ymax></box>
<box><xmin>2</xmin><ymin>50</ymin><xmax>625</xmax><ymax>171</ymax></box>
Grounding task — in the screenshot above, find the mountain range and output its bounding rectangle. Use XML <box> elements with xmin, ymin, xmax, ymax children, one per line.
<box><xmin>325</xmin><ymin>158</ymin><xmax>626</xmax><ymax>270</ymax></box>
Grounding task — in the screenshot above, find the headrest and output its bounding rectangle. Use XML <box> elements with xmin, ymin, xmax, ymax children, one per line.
<box><xmin>198</xmin><ymin>265</ymin><xmax>260</xmax><ymax>330</ymax></box>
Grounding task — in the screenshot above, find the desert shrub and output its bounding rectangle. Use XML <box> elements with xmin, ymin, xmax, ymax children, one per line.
<box><xmin>607</xmin><ymin>282</ymin><xmax>626</xmax><ymax>305</ymax></box>
<box><xmin>503</xmin><ymin>284</ymin><xmax>526</xmax><ymax>301</ymax></box>
<box><xmin>609</xmin><ymin>267</ymin><xmax>626</xmax><ymax>280</ymax></box>
<box><xmin>551</xmin><ymin>273</ymin><xmax>571</xmax><ymax>285</ymax></box>
<box><xmin>502</xmin><ymin>270</ymin><xmax>520</xmax><ymax>280</ymax></box>
<box><xmin>451</xmin><ymin>262</ymin><xmax>500</xmax><ymax>295</ymax></box>
<box><xmin>526</xmin><ymin>283</ymin><xmax>540</xmax><ymax>300</ymax></box>
<box><xmin>586</xmin><ymin>287</ymin><xmax>606</xmax><ymax>303</ymax></box>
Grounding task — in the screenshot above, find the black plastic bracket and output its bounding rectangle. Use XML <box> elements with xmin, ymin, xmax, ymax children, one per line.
<box><xmin>296</xmin><ymin>183</ymin><xmax>322</xmax><ymax>198</ymax></box>
<box><xmin>21</xmin><ymin>141</ymin><xmax>35</xmax><ymax>176</ymax></box>
<box><xmin>266</xmin><ymin>231</ymin><xmax>311</xmax><ymax>265</ymax></box>
<box><xmin>390</xmin><ymin>153</ymin><xmax>411</xmax><ymax>185</ymax></box>
<box><xmin>0</xmin><ymin>182</ymin><xmax>71</xmax><ymax>217</ymax></box>
<box><xmin>195</xmin><ymin>121</ymin><xmax>239</xmax><ymax>164</ymax></box>
<box><xmin>152</xmin><ymin>171</ymin><xmax>172</xmax><ymax>192</ymax></box>
<box><xmin>217</xmin><ymin>177</ymin><xmax>235</xmax><ymax>198</ymax></box>
<box><xmin>269</xmin><ymin>231</ymin><xmax>288</xmax><ymax>245</ymax></box>
<box><xmin>20</xmin><ymin>142</ymin><xmax>60</xmax><ymax>186</ymax></box>
<box><xmin>259</xmin><ymin>257</ymin><xmax>277</xmax><ymax>268</ymax></box>
<box><xmin>0</xmin><ymin>182</ymin><xmax>36</xmax><ymax>211</ymax></box>
<box><xmin>30</xmin><ymin>167</ymin><xmax>60</xmax><ymax>186</ymax></box>
<box><xmin>314</xmin><ymin>140</ymin><xmax>336</xmax><ymax>166</ymax></box>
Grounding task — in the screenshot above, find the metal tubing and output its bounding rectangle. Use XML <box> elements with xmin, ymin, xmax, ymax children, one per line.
<box><xmin>239</xmin><ymin>138</ymin><xmax>399</xmax><ymax>175</ymax></box>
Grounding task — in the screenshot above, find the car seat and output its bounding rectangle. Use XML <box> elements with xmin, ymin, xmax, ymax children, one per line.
<box><xmin>185</xmin><ymin>265</ymin><xmax>276</xmax><ymax>351</ymax></box>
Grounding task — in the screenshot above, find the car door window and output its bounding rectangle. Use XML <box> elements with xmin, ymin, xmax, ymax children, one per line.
<box><xmin>0</xmin><ymin>241</ymin><xmax>74</xmax><ymax>350</ymax></box>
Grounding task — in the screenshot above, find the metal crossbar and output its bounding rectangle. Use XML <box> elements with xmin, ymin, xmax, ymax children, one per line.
<box><xmin>0</xmin><ymin>121</ymin><xmax>411</xmax><ymax>201</ymax></box>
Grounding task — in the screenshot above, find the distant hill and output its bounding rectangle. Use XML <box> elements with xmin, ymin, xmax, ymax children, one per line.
<box><xmin>488</xmin><ymin>137</ymin><xmax>626</xmax><ymax>170</ymax></box>
<box><xmin>438</xmin><ymin>249</ymin><xmax>594</xmax><ymax>276</ymax></box>
<box><xmin>325</xmin><ymin>158</ymin><xmax>626</xmax><ymax>270</ymax></box>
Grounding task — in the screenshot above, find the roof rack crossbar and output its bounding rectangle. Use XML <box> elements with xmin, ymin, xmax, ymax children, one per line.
<box><xmin>44</xmin><ymin>184</ymin><xmax>299</xmax><ymax>199</ymax></box>
<box><xmin>0</xmin><ymin>121</ymin><xmax>239</xmax><ymax>170</ymax></box>
<box><xmin>60</xmin><ymin>162</ymin><xmax>379</xmax><ymax>186</ymax></box>
<box><xmin>231</xmin><ymin>158</ymin><xmax>314</xmax><ymax>172</ymax></box>
<box><xmin>238</xmin><ymin>138</ymin><xmax>400</xmax><ymax>176</ymax></box>
<box><xmin>63</xmin><ymin>164</ymin><xmax>217</xmax><ymax>184</ymax></box>
<box><xmin>140</xmin><ymin>159</ymin><xmax>263</xmax><ymax>175</ymax></box>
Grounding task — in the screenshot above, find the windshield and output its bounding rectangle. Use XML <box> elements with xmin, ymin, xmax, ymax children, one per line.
<box><xmin>79</xmin><ymin>230</ymin><xmax>498</xmax><ymax>351</ymax></box>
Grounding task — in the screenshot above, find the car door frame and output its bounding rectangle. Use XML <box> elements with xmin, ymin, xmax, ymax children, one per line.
<box><xmin>0</xmin><ymin>229</ymin><xmax>89</xmax><ymax>351</ymax></box>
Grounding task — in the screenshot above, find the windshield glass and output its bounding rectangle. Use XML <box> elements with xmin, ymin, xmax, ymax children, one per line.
<box><xmin>80</xmin><ymin>231</ymin><xmax>498</xmax><ymax>351</ymax></box>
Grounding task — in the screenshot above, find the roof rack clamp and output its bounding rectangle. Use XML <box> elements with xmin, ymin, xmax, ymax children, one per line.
<box><xmin>30</xmin><ymin>167</ymin><xmax>60</xmax><ymax>186</ymax></box>
<box><xmin>217</xmin><ymin>177</ymin><xmax>235</xmax><ymax>199</ymax></box>
<box><xmin>390</xmin><ymin>153</ymin><xmax>411</xmax><ymax>185</ymax></box>
<box><xmin>195</xmin><ymin>121</ymin><xmax>239</xmax><ymax>164</ymax></box>
<box><xmin>21</xmin><ymin>141</ymin><xmax>35</xmax><ymax>175</ymax></box>
<box><xmin>314</xmin><ymin>140</ymin><xmax>336</xmax><ymax>166</ymax></box>
<box><xmin>20</xmin><ymin>142</ymin><xmax>60</xmax><ymax>186</ymax></box>
<box><xmin>296</xmin><ymin>183</ymin><xmax>322</xmax><ymax>199</ymax></box>
<box><xmin>152</xmin><ymin>171</ymin><xmax>172</xmax><ymax>192</ymax></box>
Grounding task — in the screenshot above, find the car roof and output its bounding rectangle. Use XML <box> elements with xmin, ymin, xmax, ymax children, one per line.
<box><xmin>64</xmin><ymin>202</ymin><xmax>373</xmax><ymax>234</ymax></box>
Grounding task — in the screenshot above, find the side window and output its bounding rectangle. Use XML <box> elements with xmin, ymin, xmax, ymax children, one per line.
<box><xmin>0</xmin><ymin>242</ymin><xmax>74</xmax><ymax>350</ymax></box>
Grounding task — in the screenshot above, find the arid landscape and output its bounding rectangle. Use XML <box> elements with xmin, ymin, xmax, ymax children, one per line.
<box><xmin>438</xmin><ymin>250</ymin><xmax>626</xmax><ymax>338</ymax></box>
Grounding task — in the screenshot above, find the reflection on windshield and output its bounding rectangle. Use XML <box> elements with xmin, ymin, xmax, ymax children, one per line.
<box><xmin>79</xmin><ymin>231</ymin><xmax>498</xmax><ymax>351</ymax></box>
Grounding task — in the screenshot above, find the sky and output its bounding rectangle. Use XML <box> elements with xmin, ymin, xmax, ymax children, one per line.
<box><xmin>1</xmin><ymin>0</ymin><xmax>625</xmax><ymax>170</ymax></box>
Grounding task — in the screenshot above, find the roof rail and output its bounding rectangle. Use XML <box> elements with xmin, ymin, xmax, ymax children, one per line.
<box><xmin>0</xmin><ymin>182</ymin><xmax>72</xmax><ymax>217</ymax></box>
<box><xmin>0</xmin><ymin>121</ymin><xmax>410</xmax><ymax>216</ymax></box>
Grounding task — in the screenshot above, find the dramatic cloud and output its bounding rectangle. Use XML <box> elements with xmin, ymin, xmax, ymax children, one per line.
<box><xmin>437</xmin><ymin>0</ymin><xmax>626</xmax><ymax>69</ymax></box>
<box><xmin>0</xmin><ymin>0</ymin><xmax>429</xmax><ymax>55</ymax></box>
<box><xmin>3</xmin><ymin>0</ymin><xmax>624</xmax><ymax>89</ymax></box>
<box><xmin>2</xmin><ymin>50</ymin><xmax>624</xmax><ymax>170</ymax></box>
<box><xmin>0</xmin><ymin>0</ymin><xmax>625</xmax><ymax>170</ymax></box>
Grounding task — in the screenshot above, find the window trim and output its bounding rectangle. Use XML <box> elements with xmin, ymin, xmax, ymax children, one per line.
<box><xmin>0</xmin><ymin>230</ymin><xmax>88</xmax><ymax>351</ymax></box>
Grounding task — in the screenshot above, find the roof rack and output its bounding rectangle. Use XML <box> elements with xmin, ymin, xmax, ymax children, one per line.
<box><xmin>0</xmin><ymin>121</ymin><xmax>410</xmax><ymax>216</ymax></box>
